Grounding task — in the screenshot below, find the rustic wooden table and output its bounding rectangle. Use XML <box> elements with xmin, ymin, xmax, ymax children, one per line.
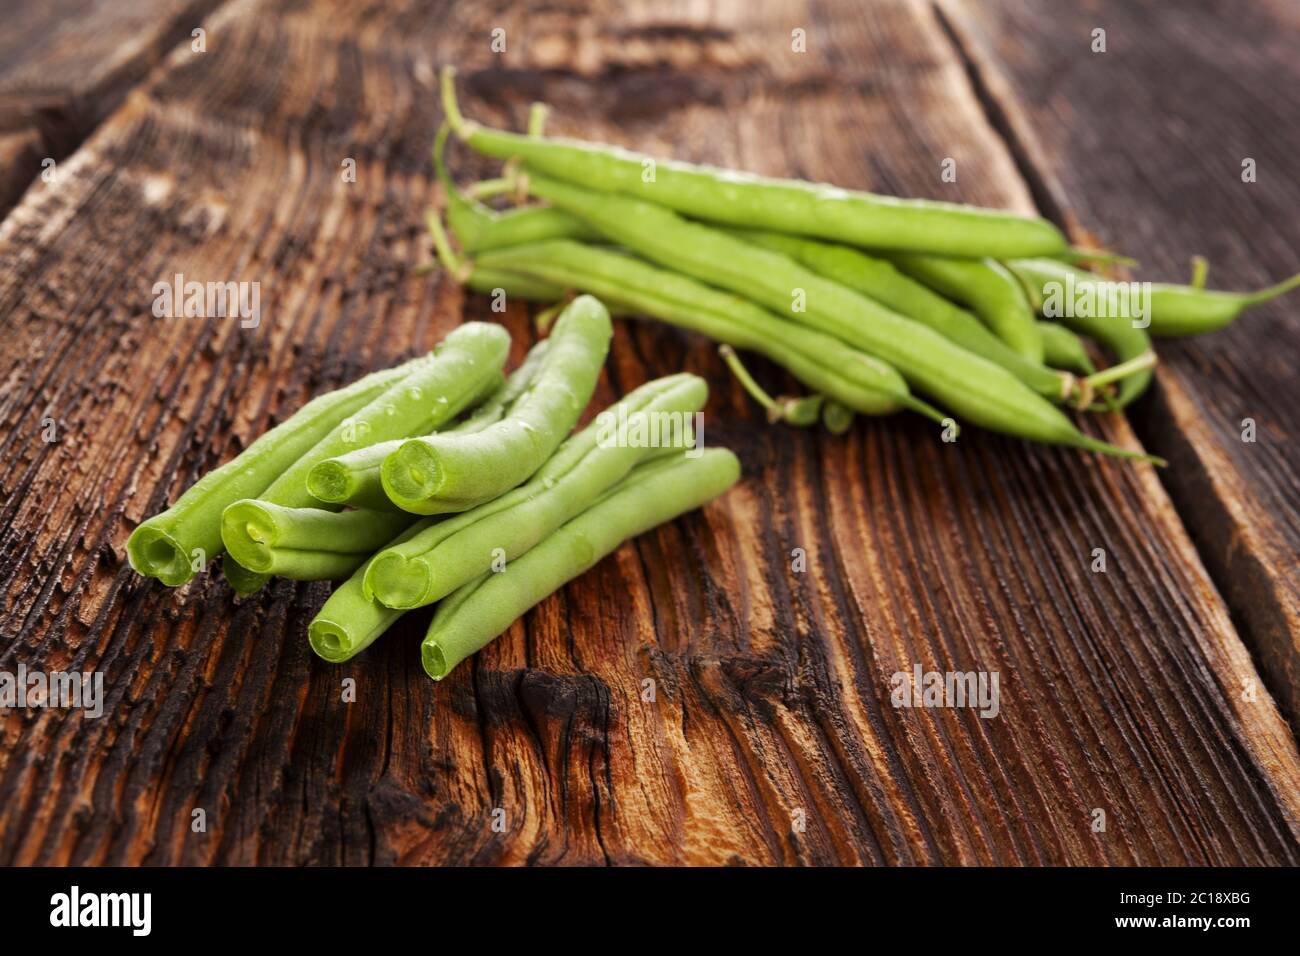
<box><xmin>2</xmin><ymin>0</ymin><xmax>1297</xmax><ymax>865</ymax></box>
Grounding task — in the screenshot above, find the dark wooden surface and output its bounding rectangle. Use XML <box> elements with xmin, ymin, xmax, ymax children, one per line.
<box><xmin>0</xmin><ymin>0</ymin><xmax>227</xmax><ymax>213</ymax></box>
<box><xmin>1</xmin><ymin>0</ymin><xmax>1297</xmax><ymax>865</ymax></box>
<box><xmin>939</xmin><ymin>0</ymin><xmax>1300</xmax><ymax>726</ymax></box>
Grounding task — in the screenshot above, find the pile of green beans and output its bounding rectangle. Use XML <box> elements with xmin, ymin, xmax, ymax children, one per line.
<box><xmin>483</xmin><ymin>170</ymin><xmax>1155</xmax><ymax>461</ymax></box>
<box><xmin>219</xmin><ymin>322</ymin><xmax>512</xmax><ymax>595</ymax></box>
<box><xmin>220</xmin><ymin>343</ymin><xmax>554</xmax><ymax>579</ymax></box>
<box><xmin>129</xmin><ymin>66</ymin><xmax>1300</xmax><ymax>689</ymax></box>
<box><xmin>365</xmin><ymin>374</ymin><xmax>707</xmax><ymax>611</ymax></box>
<box><xmin>433</xmin><ymin>66</ymin><xmax>1298</xmax><ymax>459</ymax></box>
<box><xmin>307</xmin><ymin>373</ymin><xmax>733</xmax><ymax>672</ymax></box>
<box><xmin>422</xmin><ymin>447</ymin><xmax>740</xmax><ymax>680</ymax></box>
<box><xmin>130</xmin><ymin>311</ymin><xmax>740</xmax><ymax>680</ymax></box>
<box><xmin>127</xmin><ymin>354</ymin><xmax>429</xmax><ymax>586</ymax></box>
<box><xmin>380</xmin><ymin>295</ymin><xmax>612</xmax><ymax>515</ymax></box>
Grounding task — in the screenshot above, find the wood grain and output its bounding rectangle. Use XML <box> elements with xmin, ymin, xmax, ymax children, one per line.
<box><xmin>0</xmin><ymin>0</ymin><xmax>228</xmax><ymax>213</ymax></box>
<box><xmin>0</xmin><ymin>0</ymin><xmax>1297</xmax><ymax>865</ymax></box>
<box><xmin>939</xmin><ymin>0</ymin><xmax>1300</xmax><ymax>724</ymax></box>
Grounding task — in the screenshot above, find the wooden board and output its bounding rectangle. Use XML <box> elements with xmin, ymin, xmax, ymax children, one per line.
<box><xmin>1</xmin><ymin>0</ymin><xmax>1297</xmax><ymax>865</ymax></box>
<box><xmin>939</xmin><ymin>0</ymin><xmax>1300</xmax><ymax>726</ymax></box>
<box><xmin>0</xmin><ymin>0</ymin><xmax>226</xmax><ymax>213</ymax></box>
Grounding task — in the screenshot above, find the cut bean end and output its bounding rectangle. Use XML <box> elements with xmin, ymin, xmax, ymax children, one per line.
<box><xmin>126</xmin><ymin>526</ymin><xmax>195</xmax><ymax>586</ymax></box>
<box><xmin>306</xmin><ymin>460</ymin><xmax>355</xmax><ymax>504</ymax></box>
<box><xmin>422</xmin><ymin>642</ymin><xmax>450</xmax><ymax>681</ymax></box>
<box><xmin>220</xmin><ymin>501</ymin><xmax>279</xmax><ymax>573</ymax></box>
<box><xmin>381</xmin><ymin>440</ymin><xmax>446</xmax><ymax>512</ymax></box>
<box><xmin>440</xmin><ymin>66</ymin><xmax>480</xmax><ymax>141</ymax></box>
<box><xmin>309</xmin><ymin>621</ymin><xmax>353</xmax><ymax>664</ymax></box>
<box><xmin>366</xmin><ymin>553</ymin><xmax>431</xmax><ymax>609</ymax></box>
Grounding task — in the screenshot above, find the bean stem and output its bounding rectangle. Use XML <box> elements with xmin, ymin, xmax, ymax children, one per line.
<box><xmin>718</xmin><ymin>345</ymin><xmax>823</xmax><ymax>426</ymax></box>
<box><xmin>1083</xmin><ymin>351</ymin><xmax>1157</xmax><ymax>392</ymax></box>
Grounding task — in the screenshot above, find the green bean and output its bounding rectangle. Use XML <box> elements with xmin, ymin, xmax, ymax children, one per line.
<box><xmin>381</xmin><ymin>295</ymin><xmax>611</xmax><ymax>515</ymax></box>
<box><xmin>308</xmin><ymin>523</ymin><xmax>427</xmax><ymax>664</ymax></box>
<box><xmin>223</xmin><ymin>322</ymin><xmax>511</xmax><ymax>594</ymax></box>
<box><xmin>885</xmin><ymin>254</ymin><xmax>1043</xmax><ymax>363</ymax></box>
<box><xmin>304</xmin><ymin>440</ymin><xmax>405</xmax><ymax>511</ymax></box>
<box><xmin>220</xmin><ymin>502</ymin><xmax>411</xmax><ymax>577</ymax></box>
<box><xmin>1008</xmin><ymin>260</ymin><xmax>1156</xmax><ymax>408</ymax></box>
<box><xmin>717</xmin><ymin>345</ymin><xmax>823</xmax><ymax>426</ymax></box>
<box><xmin>434</xmin><ymin>124</ymin><xmax>600</xmax><ymax>255</ymax></box>
<box><xmin>309</xmin><ymin>341</ymin><xmax>550</xmax><ymax>509</ymax></box>
<box><xmin>127</xmin><ymin>354</ymin><xmax>431</xmax><ymax>586</ymax></box>
<box><xmin>421</xmin><ymin>447</ymin><xmax>741</xmax><ymax>680</ymax></box>
<box><xmin>465</xmin><ymin>266</ymin><xmax>566</xmax><ymax>302</ymax></box>
<box><xmin>365</xmin><ymin>374</ymin><xmax>706</xmax><ymax>610</ymax></box>
<box><xmin>1009</xmin><ymin>257</ymin><xmax>1300</xmax><ymax>338</ymax></box>
<box><xmin>727</xmin><ymin>228</ymin><xmax>1073</xmax><ymax>402</ymax></box>
<box><xmin>821</xmin><ymin>400</ymin><xmax>855</xmax><ymax>434</ymax></box>
<box><xmin>467</xmin><ymin>237</ymin><xmax>936</xmax><ymax>421</ymax></box>
<box><xmin>261</xmin><ymin>323</ymin><xmax>509</xmax><ymax>509</ymax></box>
<box><xmin>222</xmin><ymin>347</ymin><xmax>546</xmax><ymax>582</ymax></box>
<box><xmin>441</xmin><ymin>68</ymin><xmax>1067</xmax><ymax>259</ymax></box>
<box><xmin>515</xmin><ymin>172</ymin><xmax>1159</xmax><ymax>462</ymax></box>
<box><xmin>1038</xmin><ymin>322</ymin><xmax>1097</xmax><ymax>376</ymax></box>
<box><xmin>221</xmin><ymin>556</ymin><xmax>269</xmax><ymax>595</ymax></box>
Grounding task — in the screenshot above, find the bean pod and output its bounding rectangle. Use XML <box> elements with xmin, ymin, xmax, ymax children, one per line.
<box><xmin>1009</xmin><ymin>259</ymin><xmax>1155</xmax><ymax>408</ymax></box>
<box><xmin>381</xmin><ymin>295</ymin><xmax>611</xmax><ymax>515</ymax></box>
<box><xmin>518</xmin><ymin>171</ymin><xmax>1157</xmax><ymax>461</ymax></box>
<box><xmin>223</xmin><ymin>321</ymin><xmax>511</xmax><ymax>593</ymax></box>
<box><xmin>365</xmin><ymin>373</ymin><xmax>708</xmax><ymax>610</ymax></box>
<box><xmin>470</xmin><ymin>238</ymin><xmax>932</xmax><ymax>420</ymax></box>
<box><xmin>441</xmin><ymin>67</ymin><xmax>1068</xmax><ymax>259</ymax></box>
<box><xmin>886</xmin><ymin>253</ymin><xmax>1044</xmax><ymax>363</ymax></box>
<box><xmin>127</xmin><ymin>353</ymin><xmax>430</xmax><ymax>586</ymax></box>
<box><xmin>731</xmin><ymin>228</ymin><xmax>1071</xmax><ymax>401</ymax></box>
<box><xmin>421</xmin><ymin>447</ymin><xmax>741</xmax><ymax>680</ymax></box>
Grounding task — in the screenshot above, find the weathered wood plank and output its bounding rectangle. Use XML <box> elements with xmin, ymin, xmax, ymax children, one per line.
<box><xmin>0</xmin><ymin>0</ymin><xmax>227</xmax><ymax>212</ymax></box>
<box><xmin>939</xmin><ymin>0</ymin><xmax>1300</xmax><ymax>724</ymax></box>
<box><xmin>1</xmin><ymin>0</ymin><xmax>1297</xmax><ymax>865</ymax></box>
